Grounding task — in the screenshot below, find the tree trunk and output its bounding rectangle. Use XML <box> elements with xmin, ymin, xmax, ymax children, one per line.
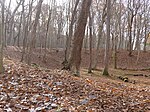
<box><xmin>27</xmin><ymin>0</ymin><xmax>43</xmax><ymax>65</ymax></box>
<box><xmin>113</xmin><ymin>34</ymin><xmax>117</xmax><ymax>69</ymax></box>
<box><xmin>143</xmin><ymin>27</ymin><xmax>148</xmax><ymax>52</ymax></box>
<box><xmin>16</xmin><ymin>0</ymin><xmax>25</xmax><ymax>47</ymax></box>
<box><xmin>103</xmin><ymin>0</ymin><xmax>111</xmax><ymax>76</ymax></box>
<box><xmin>65</xmin><ymin>0</ymin><xmax>80</xmax><ymax>62</ymax></box>
<box><xmin>0</xmin><ymin>0</ymin><xmax>5</xmax><ymax>73</ymax></box>
<box><xmin>7</xmin><ymin>0</ymin><xmax>22</xmax><ymax>46</ymax></box>
<box><xmin>84</xmin><ymin>26</ymin><xmax>88</xmax><ymax>52</ymax></box>
<box><xmin>43</xmin><ymin>8</ymin><xmax>51</xmax><ymax>62</ymax></box>
<box><xmin>4</xmin><ymin>0</ymin><xmax>11</xmax><ymax>47</ymax></box>
<box><xmin>67</xmin><ymin>0</ymin><xmax>92</xmax><ymax>76</ymax></box>
<box><xmin>88</xmin><ymin>11</ymin><xmax>93</xmax><ymax>73</ymax></box>
<box><xmin>93</xmin><ymin>4</ymin><xmax>106</xmax><ymax>69</ymax></box>
<box><xmin>21</xmin><ymin>0</ymin><xmax>34</xmax><ymax>62</ymax></box>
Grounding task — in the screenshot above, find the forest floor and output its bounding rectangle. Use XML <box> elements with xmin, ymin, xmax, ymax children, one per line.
<box><xmin>0</xmin><ymin>46</ymin><xmax>150</xmax><ymax>111</ymax></box>
<box><xmin>4</xmin><ymin>46</ymin><xmax>150</xmax><ymax>70</ymax></box>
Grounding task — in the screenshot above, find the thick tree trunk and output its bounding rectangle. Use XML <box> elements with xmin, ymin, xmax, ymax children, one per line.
<box><xmin>67</xmin><ymin>0</ymin><xmax>92</xmax><ymax>76</ymax></box>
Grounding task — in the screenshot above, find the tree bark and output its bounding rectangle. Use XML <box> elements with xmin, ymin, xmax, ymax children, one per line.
<box><xmin>17</xmin><ymin>0</ymin><xmax>25</xmax><ymax>47</ymax></box>
<box><xmin>4</xmin><ymin>0</ymin><xmax>11</xmax><ymax>47</ymax></box>
<box><xmin>0</xmin><ymin>0</ymin><xmax>5</xmax><ymax>73</ymax></box>
<box><xmin>65</xmin><ymin>0</ymin><xmax>80</xmax><ymax>62</ymax></box>
<box><xmin>67</xmin><ymin>0</ymin><xmax>92</xmax><ymax>76</ymax></box>
<box><xmin>93</xmin><ymin>4</ymin><xmax>106</xmax><ymax>69</ymax></box>
<box><xmin>102</xmin><ymin>0</ymin><xmax>111</xmax><ymax>76</ymax></box>
<box><xmin>27</xmin><ymin>0</ymin><xmax>43</xmax><ymax>65</ymax></box>
<box><xmin>88</xmin><ymin>11</ymin><xmax>93</xmax><ymax>73</ymax></box>
<box><xmin>21</xmin><ymin>0</ymin><xmax>34</xmax><ymax>62</ymax></box>
<box><xmin>7</xmin><ymin>0</ymin><xmax>22</xmax><ymax>46</ymax></box>
<box><xmin>43</xmin><ymin>8</ymin><xmax>51</xmax><ymax>62</ymax></box>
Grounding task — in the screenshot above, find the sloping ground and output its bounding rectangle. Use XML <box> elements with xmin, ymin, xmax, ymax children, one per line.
<box><xmin>4</xmin><ymin>46</ymin><xmax>150</xmax><ymax>70</ymax></box>
<box><xmin>4</xmin><ymin>46</ymin><xmax>63</xmax><ymax>69</ymax></box>
<box><xmin>0</xmin><ymin>61</ymin><xmax>150</xmax><ymax>112</ymax></box>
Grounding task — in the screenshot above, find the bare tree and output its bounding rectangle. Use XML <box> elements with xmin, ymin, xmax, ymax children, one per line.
<box><xmin>93</xmin><ymin>2</ymin><xmax>107</xmax><ymax>69</ymax></box>
<box><xmin>27</xmin><ymin>0</ymin><xmax>43</xmax><ymax>65</ymax></box>
<box><xmin>127</xmin><ymin>0</ymin><xmax>140</xmax><ymax>56</ymax></box>
<box><xmin>21</xmin><ymin>0</ymin><xmax>34</xmax><ymax>62</ymax></box>
<box><xmin>4</xmin><ymin>0</ymin><xmax>11</xmax><ymax>47</ymax></box>
<box><xmin>7</xmin><ymin>0</ymin><xmax>23</xmax><ymax>46</ymax></box>
<box><xmin>102</xmin><ymin>0</ymin><xmax>111</xmax><ymax>76</ymax></box>
<box><xmin>143</xmin><ymin>0</ymin><xmax>150</xmax><ymax>52</ymax></box>
<box><xmin>0</xmin><ymin>0</ymin><xmax>5</xmax><ymax>73</ymax></box>
<box><xmin>43</xmin><ymin>6</ymin><xmax>51</xmax><ymax>62</ymax></box>
<box><xmin>66</xmin><ymin>0</ymin><xmax>92</xmax><ymax>76</ymax></box>
<box><xmin>16</xmin><ymin>0</ymin><xmax>25</xmax><ymax>47</ymax></box>
<box><xmin>64</xmin><ymin>0</ymin><xmax>80</xmax><ymax>62</ymax></box>
<box><xmin>88</xmin><ymin>10</ymin><xmax>93</xmax><ymax>73</ymax></box>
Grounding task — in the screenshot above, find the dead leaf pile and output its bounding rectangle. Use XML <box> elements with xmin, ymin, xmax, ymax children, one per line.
<box><xmin>0</xmin><ymin>62</ymin><xmax>149</xmax><ymax>112</ymax></box>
